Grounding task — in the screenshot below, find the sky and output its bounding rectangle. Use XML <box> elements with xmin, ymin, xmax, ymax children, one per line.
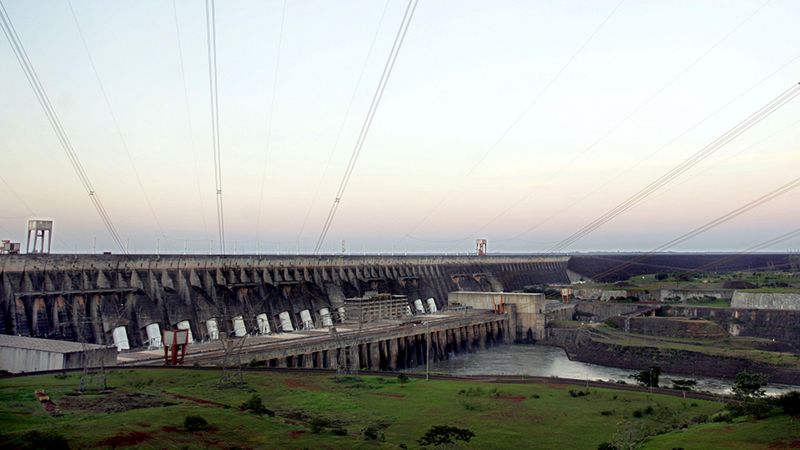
<box><xmin>0</xmin><ymin>0</ymin><xmax>799</xmax><ymax>255</ymax></box>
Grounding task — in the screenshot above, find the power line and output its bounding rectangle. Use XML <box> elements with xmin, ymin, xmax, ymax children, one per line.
<box><xmin>67</xmin><ymin>0</ymin><xmax>166</xmax><ymax>237</ymax></box>
<box><xmin>295</xmin><ymin>0</ymin><xmax>392</xmax><ymax>247</ymax></box>
<box><xmin>676</xmin><ymin>228</ymin><xmax>800</xmax><ymax>278</ymax></box>
<box><xmin>313</xmin><ymin>0</ymin><xmax>419</xmax><ymax>254</ymax></box>
<box><xmin>495</xmin><ymin>51</ymin><xmax>800</xmax><ymax>245</ymax></box>
<box><xmin>172</xmin><ymin>0</ymin><xmax>210</xmax><ymax>241</ymax></box>
<box><xmin>591</xmin><ymin>175</ymin><xmax>800</xmax><ymax>280</ymax></box>
<box><xmin>409</xmin><ymin>0</ymin><xmax>774</xmax><ymax>248</ymax></box>
<box><xmin>205</xmin><ymin>0</ymin><xmax>225</xmax><ymax>254</ymax></box>
<box><xmin>255</xmin><ymin>0</ymin><xmax>287</xmax><ymax>246</ymax></box>
<box><xmin>398</xmin><ymin>0</ymin><xmax>627</xmax><ymax>246</ymax></box>
<box><xmin>0</xmin><ymin>0</ymin><xmax>126</xmax><ymax>254</ymax></box>
<box><xmin>547</xmin><ymin>82</ymin><xmax>800</xmax><ymax>252</ymax></box>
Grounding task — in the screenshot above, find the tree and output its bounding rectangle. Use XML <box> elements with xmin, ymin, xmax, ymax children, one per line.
<box><xmin>630</xmin><ymin>366</ymin><xmax>661</xmax><ymax>388</ymax></box>
<box><xmin>731</xmin><ymin>371</ymin><xmax>768</xmax><ymax>400</ymax></box>
<box><xmin>418</xmin><ymin>425</ymin><xmax>475</xmax><ymax>446</ymax></box>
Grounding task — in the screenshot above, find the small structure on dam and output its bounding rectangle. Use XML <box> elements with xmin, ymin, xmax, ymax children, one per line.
<box><xmin>448</xmin><ymin>291</ymin><xmax>573</xmax><ymax>341</ymax></box>
<box><xmin>344</xmin><ymin>292</ymin><xmax>412</xmax><ymax>322</ymax></box>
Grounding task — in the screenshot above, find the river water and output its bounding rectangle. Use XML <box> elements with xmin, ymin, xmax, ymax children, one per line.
<box><xmin>410</xmin><ymin>344</ymin><xmax>799</xmax><ymax>396</ymax></box>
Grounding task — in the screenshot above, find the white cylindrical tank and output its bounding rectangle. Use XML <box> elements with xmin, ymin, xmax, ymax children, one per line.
<box><xmin>206</xmin><ymin>318</ymin><xmax>220</xmax><ymax>340</ymax></box>
<box><xmin>233</xmin><ymin>316</ymin><xmax>247</xmax><ymax>337</ymax></box>
<box><xmin>319</xmin><ymin>308</ymin><xmax>333</xmax><ymax>327</ymax></box>
<box><xmin>112</xmin><ymin>326</ymin><xmax>130</xmax><ymax>351</ymax></box>
<box><xmin>337</xmin><ymin>306</ymin><xmax>346</xmax><ymax>322</ymax></box>
<box><xmin>145</xmin><ymin>323</ymin><xmax>162</xmax><ymax>348</ymax></box>
<box><xmin>279</xmin><ymin>311</ymin><xmax>294</xmax><ymax>332</ymax></box>
<box><xmin>427</xmin><ymin>298</ymin><xmax>438</xmax><ymax>313</ymax></box>
<box><xmin>176</xmin><ymin>320</ymin><xmax>194</xmax><ymax>343</ymax></box>
<box><xmin>256</xmin><ymin>313</ymin><xmax>271</xmax><ymax>335</ymax></box>
<box><xmin>299</xmin><ymin>309</ymin><xmax>313</xmax><ymax>329</ymax></box>
<box><xmin>414</xmin><ymin>299</ymin><xmax>425</xmax><ymax>314</ymax></box>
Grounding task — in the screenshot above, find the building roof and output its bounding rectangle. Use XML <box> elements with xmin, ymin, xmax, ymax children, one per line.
<box><xmin>0</xmin><ymin>334</ymin><xmax>110</xmax><ymax>353</ymax></box>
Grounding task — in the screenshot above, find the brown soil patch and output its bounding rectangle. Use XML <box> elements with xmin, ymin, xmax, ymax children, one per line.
<box><xmin>374</xmin><ymin>393</ymin><xmax>405</xmax><ymax>398</ymax></box>
<box><xmin>546</xmin><ymin>383</ymin><xmax>570</xmax><ymax>389</ymax></box>
<box><xmin>161</xmin><ymin>426</ymin><xmax>182</xmax><ymax>433</ymax></box>
<box><xmin>98</xmin><ymin>431</ymin><xmax>154</xmax><ymax>447</ymax></box>
<box><xmin>284</xmin><ymin>379</ymin><xmax>322</xmax><ymax>391</ymax></box>
<box><xmin>493</xmin><ymin>395</ymin><xmax>527</xmax><ymax>403</ymax></box>
<box><xmin>60</xmin><ymin>391</ymin><xmax>175</xmax><ymax>413</ymax></box>
<box><xmin>136</xmin><ymin>422</ymin><xmax>151</xmax><ymax>428</ymax></box>
<box><xmin>288</xmin><ymin>430</ymin><xmax>307</xmax><ymax>439</ymax></box>
<box><xmin>165</xmin><ymin>392</ymin><xmax>227</xmax><ymax>407</ymax></box>
<box><xmin>767</xmin><ymin>439</ymin><xmax>800</xmax><ymax>449</ymax></box>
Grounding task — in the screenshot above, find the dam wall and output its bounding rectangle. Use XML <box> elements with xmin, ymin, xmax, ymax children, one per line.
<box><xmin>0</xmin><ymin>254</ymin><xmax>568</xmax><ymax>348</ymax></box>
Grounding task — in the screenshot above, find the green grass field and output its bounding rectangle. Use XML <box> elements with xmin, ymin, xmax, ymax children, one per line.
<box><xmin>1</xmin><ymin>369</ymin><xmax>798</xmax><ymax>449</ymax></box>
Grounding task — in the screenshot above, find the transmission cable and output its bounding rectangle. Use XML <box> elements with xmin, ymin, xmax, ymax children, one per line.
<box><xmin>295</xmin><ymin>0</ymin><xmax>391</xmax><ymax>247</ymax></box>
<box><xmin>398</xmin><ymin>0</ymin><xmax>627</xmax><ymax>246</ymax></box>
<box><xmin>547</xmin><ymin>82</ymin><xmax>800</xmax><ymax>252</ymax></box>
<box><xmin>675</xmin><ymin>227</ymin><xmax>800</xmax><ymax>278</ymax></box>
<box><xmin>67</xmin><ymin>0</ymin><xmax>166</xmax><ymax>239</ymax></box>
<box><xmin>591</xmin><ymin>175</ymin><xmax>800</xmax><ymax>280</ymax></box>
<box><xmin>496</xmin><ymin>51</ymin><xmax>800</xmax><ymax>245</ymax></box>
<box><xmin>172</xmin><ymin>0</ymin><xmax>210</xmax><ymax>241</ymax></box>
<box><xmin>255</xmin><ymin>0</ymin><xmax>287</xmax><ymax>246</ymax></box>
<box><xmin>0</xmin><ymin>0</ymin><xmax>126</xmax><ymax>253</ymax></box>
<box><xmin>313</xmin><ymin>0</ymin><xmax>419</xmax><ymax>254</ymax></box>
<box><xmin>205</xmin><ymin>0</ymin><xmax>225</xmax><ymax>254</ymax></box>
<box><xmin>414</xmin><ymin>0</ymin><xmax>774</xmax><ymax>247</ymax></box>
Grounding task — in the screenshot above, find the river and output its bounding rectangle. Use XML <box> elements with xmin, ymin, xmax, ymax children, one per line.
<box><xmin>410</xmin><ymin>344</ymin><xmax>799</xmax><ymax>396</ymax></box>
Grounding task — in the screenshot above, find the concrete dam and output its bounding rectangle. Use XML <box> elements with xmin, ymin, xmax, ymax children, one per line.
<box><xmin>0</xmin><ymin>254</ymin><xmax>569</xmax><ymax>349</ymax></box>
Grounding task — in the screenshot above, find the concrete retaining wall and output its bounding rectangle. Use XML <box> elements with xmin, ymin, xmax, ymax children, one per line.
<box><xmin>731</xmin><ymin>292</ymin><xmax>800</xmax><ymax>310</ymax></box>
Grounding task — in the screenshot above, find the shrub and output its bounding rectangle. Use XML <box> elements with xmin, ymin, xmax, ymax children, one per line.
<box><xmin>630</xmin><ymin>366</ymin><xmax>661</xmax><ymax>388</ymax></box>
<box><xmin>773</xmin><ymin>391</ymin><xmax>800</xmax><ymax>416</ymax></box>
<box><xmin>600</xmin><ymin>410</ymin><xmax>614</xmax><ymax>416</ymax></box>
<box><xmin>418</xmin><ymin>425</ymin><xmax>475</xmax><ymax>446</ymax></box>
<box><xmin>0</xmin><ymin>430</ymin><xmax>70</xmax><ymax>450</ymax></box>
<box><xmin>362</xmin><ymin>424</ymin><xmax>381</xmax><ymax>441</ymax></box>
<box><xmin>397</xmin><ymin>373</ymin><xmax>409</xmax><ymax>384</ymax></box>
<box><xmin>727</xmin><ymin>399</ymin><xmax>781</xmax><ymax>419</ymax></box>
<box><xmin>632</xmin><ymin>409</ymin><xmax>643</xmax><ymax>418</ymax></box>
<box><xmin>332</xmin><ymin>428</ymin><xmax>348</xmax><ymax>436</ymax></box>
<box><xmin>239</xmin><ymin>394</ymin><xmax>275</xmax><ymax>416</ymax></box>
<box><xmin>569</xmin><ymin>389</ymin><xmax>590</xmax><ymax>397</ymax></box>
<box><xmin>309</xmin><ymin>417</ymin><xmax>332</xmax><ymax>434</ymax></box>
<box><xmin>597</xmin><ymin>443</ymin><xmax>616</xmax><ymax>450</ymax></box>
<box><xmin>184</xmin><ymin>415</ymin><xmax>209</xmax><ymax>432</ymax></box>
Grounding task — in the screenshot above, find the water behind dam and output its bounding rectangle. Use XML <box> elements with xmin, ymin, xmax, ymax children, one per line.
<box><xmin>412</xmin><ymin>344</ymin><xmax>799</xmax><ymax>396</ymax></box>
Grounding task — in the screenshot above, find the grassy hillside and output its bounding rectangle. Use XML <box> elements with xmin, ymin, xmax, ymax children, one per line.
<box><xmin>1</xmin><ymin>368</ymin><xmax>798</xmax><ymax>449</ymax></box>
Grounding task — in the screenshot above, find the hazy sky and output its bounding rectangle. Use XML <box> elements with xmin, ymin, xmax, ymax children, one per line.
<box><xmin>1</xmin><ymin>0</ymin><xmax>799</xmax><ymax>254</ymax></box>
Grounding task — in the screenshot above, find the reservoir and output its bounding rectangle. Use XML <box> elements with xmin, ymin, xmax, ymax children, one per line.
<box><xmin>412</xmin><ymin>344</ymin><xmax>799</xmax><ymax>396</ymax></box>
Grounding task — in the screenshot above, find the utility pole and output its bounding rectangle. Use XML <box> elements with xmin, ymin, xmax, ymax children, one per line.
<box><xmin>424</xmin><ymin>321</ymin><xmax>430</xmax><ymax>381</ymax></box>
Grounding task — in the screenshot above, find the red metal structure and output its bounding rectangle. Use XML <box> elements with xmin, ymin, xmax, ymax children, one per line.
<box><xmin>163</xmin><ymin>329</ymin><xmax>189</xmax><ymax>366</ymax></box>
